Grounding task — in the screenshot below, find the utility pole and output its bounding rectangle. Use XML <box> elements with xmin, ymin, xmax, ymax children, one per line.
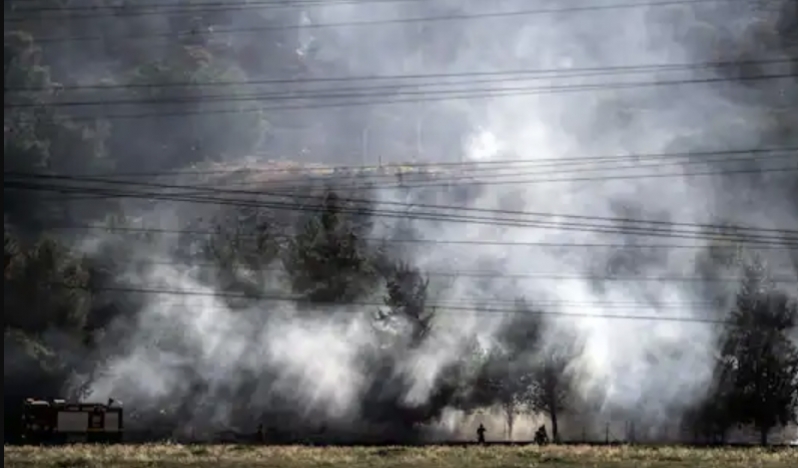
<box><xmin>361</xmin><ymin>125</ymin><xmax>369</xmax><ymax>165</ymax></box>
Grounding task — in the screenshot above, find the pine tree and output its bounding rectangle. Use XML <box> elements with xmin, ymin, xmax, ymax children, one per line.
<box><xmin>721</xmin><ymin>258</ymin><xmax>798</xmax><ymax>445</ymax></box>
<box><xmin>283</xmin><ymin>191</ymin><xmax>377</xmax><ymax>305</ymax></box>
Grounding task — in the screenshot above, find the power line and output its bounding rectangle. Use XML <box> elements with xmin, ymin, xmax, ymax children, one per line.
<box><xmin>7</xmin><ymin>176</ymin><xmax>798</xmax><ymax>245</ymax></box>
<box><xmin>80</xmin><ymin>152</ymin><xmax>793</xmax><ymax>191</ymax></box>
<box><xmin>12</xmin><ymin>179</ymin><xmax>796</xmax><ymax>246</ymax></box>
<box><xmin>6</xmin><ymin>0</ymin><xmax>432</xmax><ymax>20</ymax></box>
<box><xmin>9</xmin><ymin>72</ymin><xmax>795</xmax><ymax>110</ymax></box>
<box><xmin>37</xmin><ymin>73</ymin><xmax>794</xmax><ymax>121</ymax></box>
<box><xmin>28</xmin><ymin>241</ymin><xmax>795</xmax><ymax>282</ymax></box>
<box><xmin>8</xmin><ymin>170</ymin><xmax>796</xmax><ymax>238</ymax></box>
<box><xmin>31</xmin><ymin>0</ymin><xmax>742</xmax><ymax>44</ymax></box>
<box><xmin>7</xmin><ymin>169</ymin><xmax>796</xmax><ymax>241</ymax></box>
<box><xmin>83</xmin><ymin>286</ymin><xmax>721</xmax><ymax>308</ymax></box>
<box><xmin>51</xmin><ymin>146</ymin><xmax>795</xmax><ymax>179</ymax></box>
<box><xmin>122</xmin><ymin>298</ymin><xmax>731</xmax><ymax>311</ymax></box>
<box><xmin>279</xmin><ymin>166</ymin><xmax>798</xmax><ymax>191</ymax></box>
<box><xmin>56</xmin><ymin>283</ymin><xmax>735</xmax><ymax>324</ymax></box>
<box><xmin>68</xmin><ymin>255</ymin><xmax>798</xmax><ymax>283</ymax></box>
<box><xmin>25</xmin><ymin>161</ymin><xmax>798</xmax><ymax>205</ymax></box>
<box><xmin>8</xmin><ymin>166</ymin><xmax>798</xmax><ymax>206</ymax></box>
<box><xmin>28</xmin><ymin>162</ymin><xmax>787</xmax><ymax>204</ymax></box>
<box><xmin>9</xmin><ymin>73</ymin><xmax>795</xmax><ymax>110</ymax></box>
<box><xmin>24</xmin><ymin>223</ymin><xmax>798</xmax><ymax>250</ymax></box>
<box><xmin>8</xmin><ymin>146</ymin><xmax>794</xmax><ymax>197</ymax></box>
<box><xmin>8</xmin><ymin>58</ymin><xmax>788</xmax><ymax>93</ymax></box>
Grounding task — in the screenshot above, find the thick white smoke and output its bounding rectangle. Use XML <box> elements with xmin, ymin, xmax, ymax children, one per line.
<box><xmin>78</xmin><ymin>0</ymin><xmax>797</xmax><ymax>440</ymax></box>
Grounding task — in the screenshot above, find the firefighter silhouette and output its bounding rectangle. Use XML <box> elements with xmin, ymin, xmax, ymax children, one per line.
<box><xmin>476</xmin><ymin>423</ymin><xmax>486</xmax><ymax>443</ymax></box>
<box><xmin>256</xmin><ymin>424</ymin><xmax>264</xmax><ymax>443</ymax></box>
<box><xmin>534</xmin><ymin>425</ymin><xmax>549</xmax><ymax>445</ymax></box>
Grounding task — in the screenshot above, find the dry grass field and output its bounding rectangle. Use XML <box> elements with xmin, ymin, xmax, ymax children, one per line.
<box><xmin>4</xmin><ymin>444</ymin><xmax>797</xmax><ymax>467</ymax></box>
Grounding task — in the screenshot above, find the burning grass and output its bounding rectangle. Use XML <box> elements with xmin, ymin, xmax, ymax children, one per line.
<box><xmin>4</xmin><ymin>444</ymin><xmax>796</xmax><ymax>467</ymax></box>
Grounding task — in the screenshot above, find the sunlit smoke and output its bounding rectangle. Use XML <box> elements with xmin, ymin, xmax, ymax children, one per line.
<box><xmin>43</xmin><ymin>0</ymin><xmax>797</xmax><ymax>441</ymax></box>
<box><xmin>465</xmin><ymin>129</ymin><xmax>503</xmax><ymax>162</ymax></box>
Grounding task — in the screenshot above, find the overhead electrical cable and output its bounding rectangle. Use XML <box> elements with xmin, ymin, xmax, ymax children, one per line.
<box><xmin>6</xmin><ymin>0</ymin><xmax>437</xmax><ymax>20</ymax></box>
<box><xmin>41</xmin><ymin>254</ymin><xmax>798</xmax><ymax>282</ymax></box>
<box><xmin>7</xmin><ymin>171</ymin><xmax>796</xmax><ymax>238</ymax></box>
<box><xmin>19</xmin><ymin>223</ymin><xmax>797</xmax><ymax>250</ymax></box>
<box><xmin>24</xmin><ymin>153</ymin><xmax>797</xmax><ymax>202</ymax></box>
<box><xmin>29</xmin><ymin>73</ymin><xmax>794</xmax><ymax>121</ymax></box>
<box><xmin>6</xmin><ymin>176</ymin><xmax>798</xmax><ymax>245</ymax></box>
<box><xmin>7</xmin><ymin>58</ymin><xmax>790</xmax><ymax>93</ymax></box>
<box><xmin>8</xmin><ymin>166</ymin><xmax>797</xmax><ymax>200</ymax></box>
<box><xmin>46</xmin><ymin>282</ymin><xmax>744</xmax><ymax>324</ymax></box>
<box><xmin>52</xmin><ymin>146</ymin><xmax>794</xmax><ymax>179</ymax></box>
<box><xmin>115</xmin><ymin>153</ymin><xmax>796</xmax><ymax>191</ymax></box>
<box><xmin>30</xmin><ymin>0</ymin><xmax>750</xmax><ymax>44</ymax></box>
<box><xmin>8</xmin><ymin>72</ymin><xmax>795</xmax><ymax>110</ymax></box>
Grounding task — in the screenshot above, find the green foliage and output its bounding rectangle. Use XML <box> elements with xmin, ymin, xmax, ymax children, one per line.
<box><xmin>4</xmin><ymin>29</ymin><xmax>109</xmax><ymax>169</ymax></box>
<box><xmin>107</xmin><ymin>44</ymin><xmax>268</xmax><ymax>173</ymax></box>
<box><xmin>4</xmin><ymin>30</ymin><xmax>112</xmax><ymax>230</ymax></box>
<box><xmin>684</xmin><ymin>353</ymin><xmax>738</xmax><ymax>444</ymax></box>
<box><xmin>283</xmin><ymin>191</ymin><xmax>378</xmax><ymax>305</ymax></box>
<box><xmin>202</xmin><ymin>210</ymin><xmax>278</xmax><ymax>270</ymax></box>
<box><xmin>4</xmin><ymin>328</ymin><xmax>71</xmax><ymax>409</ymax></box>
<box><xmin>5</xmin><ymin>236</ymin><xmax>91</xmax><ymax>334</ymax></box>
<box><xmin>4</xmin><ymin>328</ymin><xmax>67</xmax><ymax>382</ymax></box>
<box><xmin>196</xmin><ymin>209</ymin><xmax>280</xmax><ymax>300</ymax></box>
<box><xmin>717</xmin><ymin>257</ymin><xmax>798</xmax><ymax>444</ymax></box>
<box><xmin>4</xmin><ymin>231</ymin><xmax>96</xmax><ymax>432</ymax></box>
<box><xmin>4</xmin><ymin>1</ymin><xmax>797</xmax><ymax>442</ymax></box>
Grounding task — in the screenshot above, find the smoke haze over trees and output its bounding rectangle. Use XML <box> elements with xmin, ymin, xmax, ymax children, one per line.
<box><xmin>4</xmin><ymin>0</ymin><xmax>798</xmax><ymax>444</ymax></box>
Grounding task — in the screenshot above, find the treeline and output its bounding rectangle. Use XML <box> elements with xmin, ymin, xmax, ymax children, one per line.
<box><xmin>4</xmin><ymin>0</ymin><xmax>466</xmax><ymax>199</ymax></box>
<box><xmin>5</xmin><ymin>188</ymin><xmax>798</xmax><ymax>444</ymax></box>
<box><xmin>4</xmin><ymin>0</ymin><xmax>798</xmax><ymax>445</ymax></box>
<box><xmin>5</xmin><ymin>0</ymin><xmax>282</xmax><ymax>233</ymax></box>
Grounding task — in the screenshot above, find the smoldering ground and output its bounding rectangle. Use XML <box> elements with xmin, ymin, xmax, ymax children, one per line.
<box><xmin>7</xmin><ymin>0</ymin><xmax>796</xmax><ymax>442</ymax></box>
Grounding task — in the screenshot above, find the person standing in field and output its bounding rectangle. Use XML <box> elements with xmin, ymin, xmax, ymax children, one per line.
<box><xmin>476</xmin><ymin>424</ymin><xmax>486</xmax><ymax>444</ymax></box>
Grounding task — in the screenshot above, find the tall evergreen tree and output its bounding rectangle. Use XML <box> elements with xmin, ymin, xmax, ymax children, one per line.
<box><xmin>721</xmin><ymin>258</ymin><xmax>798</xmax><ymax>445</ymax></box>
<box><xmin>283</xmin><ymin>191</ymin><xmax>377</xmax><ymax>305</ymax></box>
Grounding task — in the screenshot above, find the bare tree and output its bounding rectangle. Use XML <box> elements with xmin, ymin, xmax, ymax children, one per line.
<box><xmin>474</xmin><ymin>354</ymin><xmax>529</xmax><ymax>440</ymax></box>
<box><xmin>524</xmin><ymin>334</ymin><xmax>581</xmax><ymax>443</ymax></box>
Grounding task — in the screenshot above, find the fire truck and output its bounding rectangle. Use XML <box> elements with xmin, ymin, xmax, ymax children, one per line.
<box><xmin>21</xmin><ymin>398</ymin><xmax>123</xmax><ymax>444</ymax></box>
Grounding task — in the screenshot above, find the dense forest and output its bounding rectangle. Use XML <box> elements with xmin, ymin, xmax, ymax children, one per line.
<box><xmin>5</xmin><ymin>0</ymin><xmax>797</xmax><ymax>444</ymax></box>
